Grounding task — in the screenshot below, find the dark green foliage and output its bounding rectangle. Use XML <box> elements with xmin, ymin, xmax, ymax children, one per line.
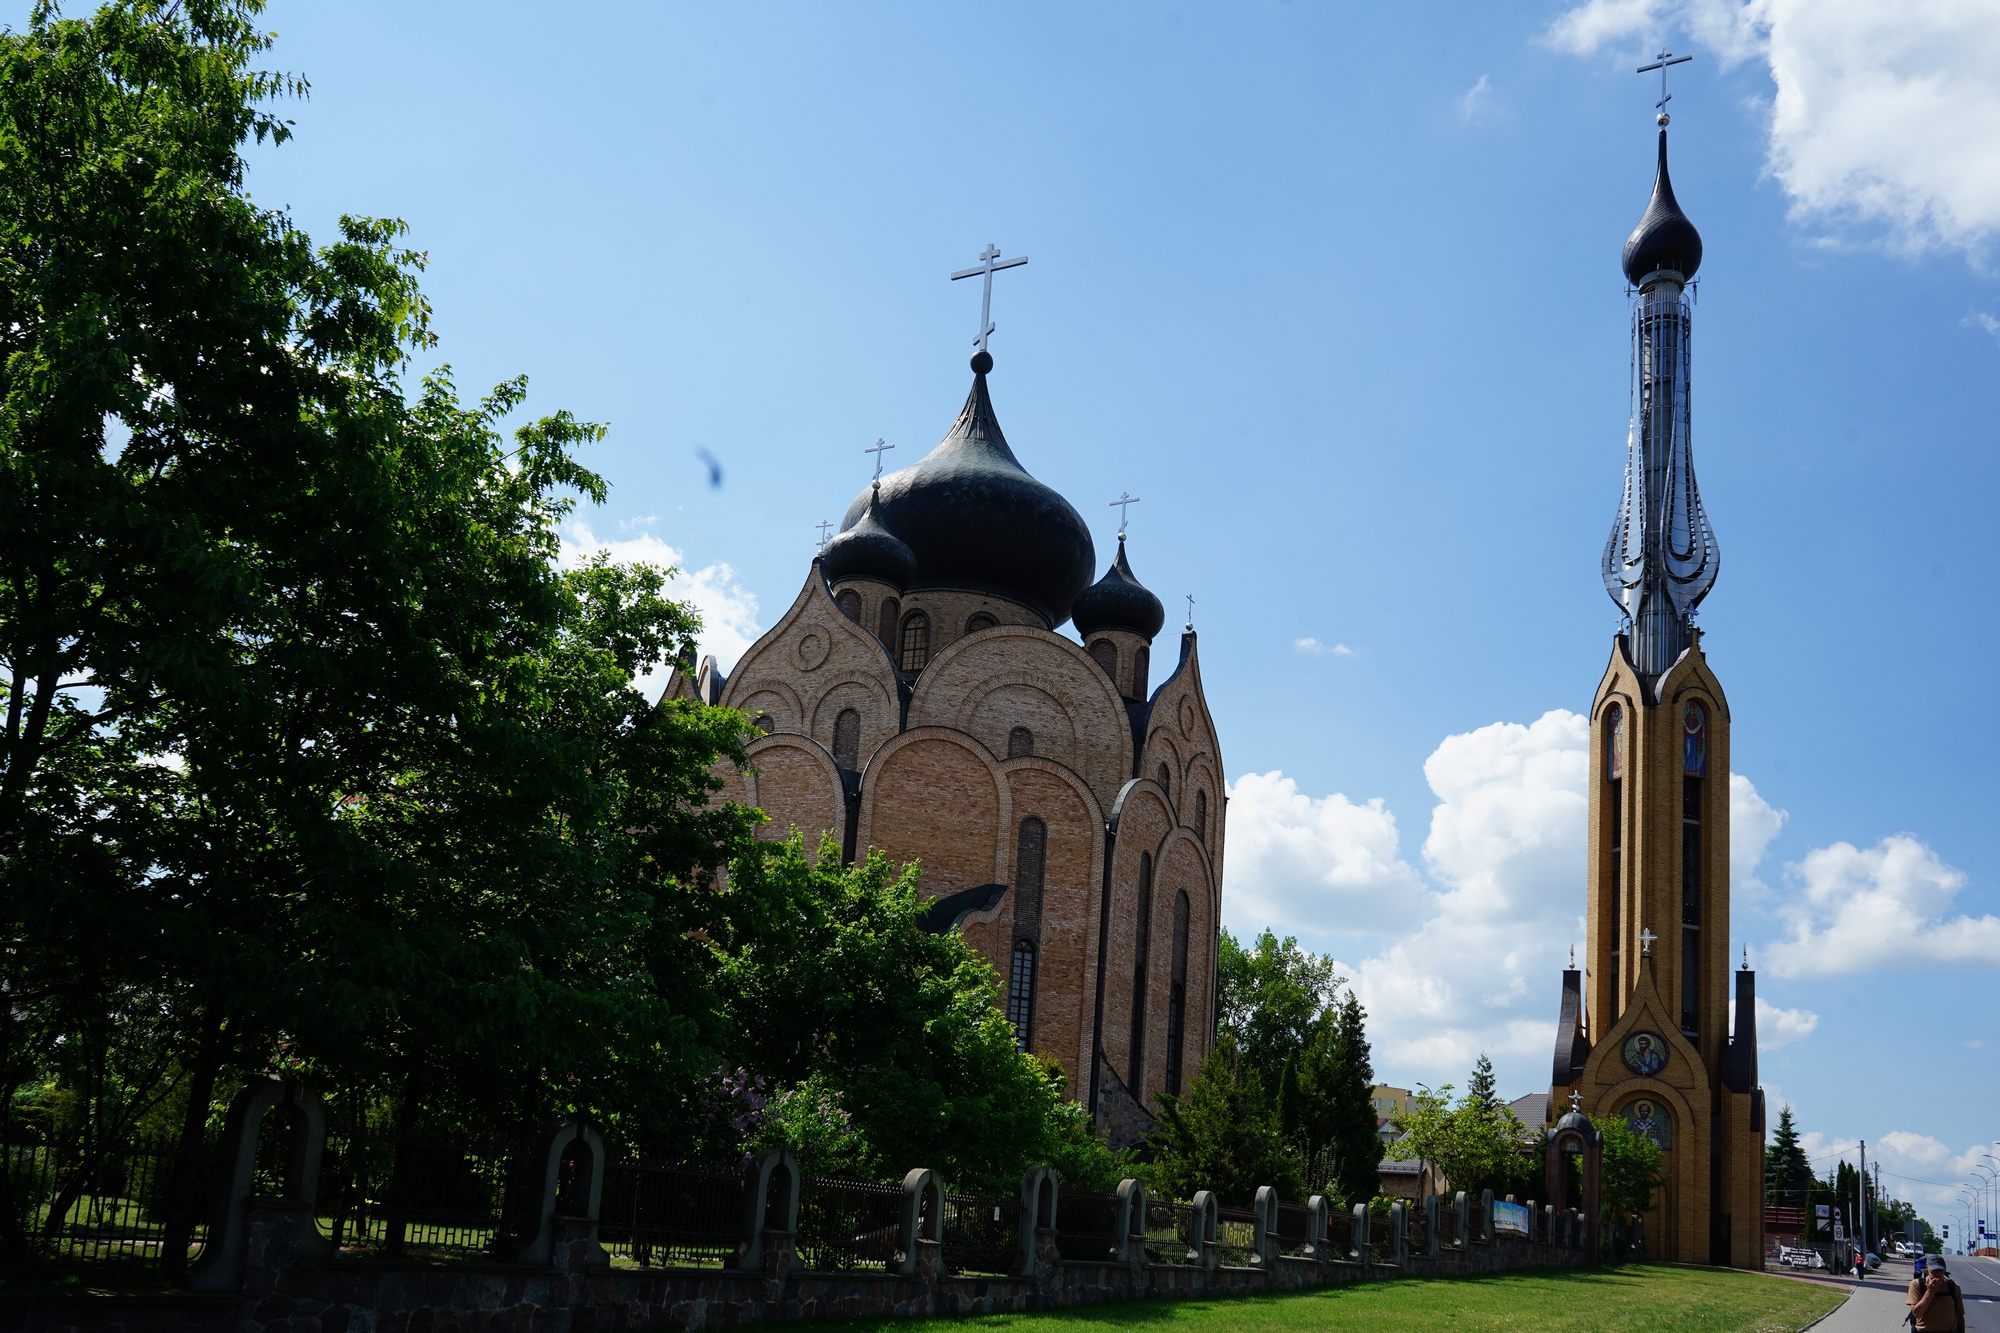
<box><xmin>1764</xmin><ymin>1104</ymin><xmax>1811</xmax><ymax>1207</ymax></box>
<box><xmin>1467</xmin><ymin>1053</ymin><xmax>1498</xmax><ymax>1112</ymax></box>
<box><xmin>1591</xmin><ymin>1114</ymin><xmax>1667</xmax><ymax>1224</ymax></box>
<box><xmin>1216</xmin><ymin>929</ymin><xmax>1340</xmax><ymax>1094</ymax></box>
<box><xmin>1296</xmin><ymin>992</ymin><xmax>1382</xmax><ymax>1206</ymax></box>
<box><xmin>1148</xmin><ymin>1033</ymin><xmax>1304</xmax><ymax>1206</ymax></box>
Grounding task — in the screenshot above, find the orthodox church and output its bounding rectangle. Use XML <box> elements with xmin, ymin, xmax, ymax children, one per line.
<box><xmin>670</xmin><ymin>343</ymin><xmax>1223</xmax><ymax>1147</ymax></box>
<box><xmin>1546</xmin><ymin>120</ymin><xmax>1766</xmax><ymax>1267</ymax></box>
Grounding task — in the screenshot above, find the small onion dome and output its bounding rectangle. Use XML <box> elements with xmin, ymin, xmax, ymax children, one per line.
<box><xmin>1070</xmin><ymin>535</ymin><xmax>1166</xmax><ymax>640</ymax></box>
<box><xmin>838</xmin><ymin>356</ymin><xmax>1095</xmax><ymax>627</ymax></box>
<box><xmin>1552</xmin><ymin>1105</ymin><xmax>1601</xmax><ymax>1143</ymax></box>
<box><xmin>1621</xmin><ymin>129</ymin><xmax>1703</xmax><ymax>286</ymax></box>
<box><xmin>822</xmin><ymin>482</ymin><xmax>916</xmax><ymax>588</ymax></box>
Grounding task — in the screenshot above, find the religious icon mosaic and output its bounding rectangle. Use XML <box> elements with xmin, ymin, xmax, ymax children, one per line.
<box><xmin>1622</xmin><ymin>1098</ymin><xmax>1673</xmax><ymax>1148</ymax></box>
<box><xmin>1607</xmin><ymin>704</ymin><xmax>1624</xmax><ymax>781</ymax></box>
<box><xmin>1622</xmin><ymin>1030</ymin><xmax>1668</xmax><ymax>1076</ymax></box>
<box><xmin>1683</xmin><ymin>701</ymin><xmax>1706</xmax><ymax>775</ymax></box>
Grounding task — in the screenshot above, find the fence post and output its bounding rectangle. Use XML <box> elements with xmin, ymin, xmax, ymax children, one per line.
<box><xmin>730</xmin><ymin>1148</ymin><xmax>799</xmax><ymax>1274</ymax></box>
<box><xmin>1353</xmin><ymin>1203</ymin><xmax>1371</xmax><ymax>1264</ymax></box>
<box><xmin>1391</xmin><ymin>1200</ymin><xmax>1407</xmax><ymax>1266</ymax></box>
<box><xmin>1115</xmin><ymin>1179</ymin><xmax>1148</xmax><ymax>1267</ymax></box>
<box><xmin>1251</xmin><ymin>1185</ymin><xmax>1277</xmax><ymax>1268</ymax></box>
<box><xmin>187</xmin><ymin>1077</ymin><xmax>333</xmax><ymax>1292</ymax></box>
<box><xmin>1188</xmin><ymin>1191</ymin><xmax>1219</xmax><ymax>1271</ymax></box>
<box><xmin>1424</xmin><ymin>1193</ymin><xmax>1441</xmax><ymax>1257</ymax></box>
<box><xmin>1478</xmin><ymin>1188</ymin><xmax>1495</xmax><ymax>1245</ymax></box>
<box><xmin>498</xmin><ymin>1119</ymin><xmax>607</xmax><ymax>1270</ymax></box>
<box><xmin>1305</xmin><ymin>1195</ymin><xmax>1328</xmax><ymax>1264</ymax></box>
<box><xmin>1451</xmin><ymin>1191</ymin><xmax>1469</xmax><ymax>1250</ymax></box>
<box><xmin>1014</xmin><ymin>1165</ymin><xmax>1058</xmax><ymax>1277</ymax></box>
<box><xmin>895</xmin><ymin>1168</ymin><xmax>943</xmax><ymax>1277</ymax></box>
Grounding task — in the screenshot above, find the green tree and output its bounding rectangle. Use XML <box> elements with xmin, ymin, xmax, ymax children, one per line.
<box><xmin>1215</xmin><ymin>928</ymin><xmax>1340</xmax><ymax>1093</ymax></box>
<box><xmin>1388</xmin><ymin>1081</ymin><xmax>1530</xmax><ymax>1200</ymax></box>
<box><xmin>1147</xmin><ymin>1032</ymin><xmax>1303</xmax><ymax>1206</ymax></box>
<box><xmin>1295</xmin><ymin>992</ymin><xmax>1381</xmax><ymax>1205</ymax></box>
<box><xmin>1467</xmin><ymin>1052</ymin><xmax>1498</xmax><ymax>1112</ymax></box>
<box><xmin>1592</xmin><ymin>1113</ymin><xmax>1667</xmax><ymax>1229</ymax></box>
<box><xmin>1766</xmin><ymin>1104</ymin><xmax>1812</xmax><ymax>1207</ymax></box>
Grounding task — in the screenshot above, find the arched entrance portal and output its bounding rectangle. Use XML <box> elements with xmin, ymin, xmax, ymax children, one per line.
<box><xmin>1545</xmin><ymin>1094</ymin><xmax>1602</xmax><ymax>1254</ymax></box>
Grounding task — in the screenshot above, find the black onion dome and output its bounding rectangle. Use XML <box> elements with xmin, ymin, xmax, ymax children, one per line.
<box><xmin>838</xmin><ymin>361</ymin><xmax>1095</xmax><ymax>626</ymax></box>
<box><xmin>822</xmin><ymin>482</ymin><xmax>916</xmax><ymax>587</ymax></box>
<box><xmin>1070</xmin><ymin>535</ymin><xmax>1166</xmax><ymax>639</ymax></box>
<box><xmin>1622</xmin><ymin>129</ymin><xmax>1703</xmax><ymax>285</ymax></box>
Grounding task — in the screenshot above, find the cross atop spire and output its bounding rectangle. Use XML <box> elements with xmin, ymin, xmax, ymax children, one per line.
<box><xmin>815</xmin><ymin>520</ymin><xmax>833</xmax><ymax>552</ymax></box>
<box><xmin>1185</xmin><ymin>593</ymin><xmax>1195</xmax><ymax>630</ymax></box>
<box><xmin>1110</xmin><ymin>491</ymin><xmax>1141</xmax><ymax>537</ymax></box>
<box><xmin>950</xmin><ymin>244</ymin><xmax>1028</xmax><ymax>355</ymax></box>
<box><xmin>1639</xmin><ymin>926</ymin><xmax>1658</xmax><ymax>955</ymax></box>
<box><xmin>1637</xmin><ymin>49</ymin><xmax>1692</xmax><ymax>125</ymax></box>
<box><xmin>865</xmin><ymin>437</ymin><xmax>895</xmax><ymax>481</ymax></box>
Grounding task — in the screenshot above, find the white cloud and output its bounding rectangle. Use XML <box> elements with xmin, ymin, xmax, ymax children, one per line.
<box><xmin>1755</xmin><ymin>995</ymin><xmax>1818</xmax><ymax>1049</ymax></box>
<box><xmin>1878</xmin><ymin>1130</ymin><xmax>1950</xmax><ymax>1165</ymax></box>
<box><xmin>560</xmin><ymin>521</ymin><xmax>764</xmax><ymax>682</ymax></box>
<box><xmin>1460</xmin><ymin>75</ymin><xmax>1494</xmax><ymax>122</ymax></box>
<box><xmin>1221</xmin><ymin>772</ymin><xmax>1425</xmax><ymax>938</ymax></box>
<box><xmin>1763</xmin><ymin>834</ymin><xmax>2000</xmax><ymax>976</ymax></box>
<box><xmin>1544</xmin><ymin>0</ymin><xmax>2000</xmax><ymax>255</ymax></box>
<box><xmin>1294</xmin><ymin>637</ymin><xmax>1354</xmax><ymax>657</ymax></box>
<box><xmin>1732</xmin><ymin>773</ymin><xmax>1787</xmax><ymax>896</ymax></box>
<box><xmin>1967</xmin><ymin>311</ymin><xmax>2000</xmax><ymax>342</ymax></box>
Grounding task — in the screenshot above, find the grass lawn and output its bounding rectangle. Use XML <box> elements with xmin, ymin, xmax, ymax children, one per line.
<box><xmin>837</xmin><ymin>1265</ymin><xmax>1846</xmax><ymax>1333</ymax></box>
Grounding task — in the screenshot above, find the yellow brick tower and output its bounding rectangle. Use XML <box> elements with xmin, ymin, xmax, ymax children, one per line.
<box><xmin>1546</xmin><ymin>117</ymin><xmax>1765</xmax><ymax>1268</ymax></box>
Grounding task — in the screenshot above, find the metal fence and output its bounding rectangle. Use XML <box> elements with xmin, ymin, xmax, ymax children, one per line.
<box><xmin>1437</xmin><ymin>1203</ymin><xmax>1459</xmax><ymax>1249</ymax></box>
<box><xmin>1143</xmin><ymin>1198</ymin><xmax>1197</xmax><ymax>1266</ymax></box>
<box><xmin>1369</xmin><ymin>1211</ymin><xmax>1396</xmax><ymax>1264</ymax></box>
<box><xmin>1</xmin><ymin>1135</ymin><xmax>212</xmax><ymax>1273</ymax></box>
<box><xmin>1325</xmin><ymin>1205</ymin><xmax>1355</xmax><ymax>1261</ymax></box>
<box><xmin>1053</xmin><ymin>1188</ymin><xmax>1120</xmax><ymax>1262</ymax></box>
<box><xmin>1214</xmin><ymin>1206</ymin><xmax>1258</xmax><ymax>1267</ymax></box>
<box><xmin>314</xmin><ymin>1129</ymin><xmax>532</xmax><ymax>1258</ymax></box>
<box><xmin>941</xmin><ymin>1192</ymin><xmax>1016</xmax><ymax>1275</ymax></box>
<box><xmin>794</xmin><ymin>1176</ymin><xmax>902</xmax><ymax>1273</ymax></box>
<box><xmin>599</xmin><ymin>1159</ymin><xmax>743</xmax><ymax>1269</ymax></box>
<box><xmin>1405</xmin><ymin>1205</ymin><xmax>1429</xmax><ymax>1257</ymax></box>
<box><xmin>1274</xmin><ymin>1202</ymin><xmax>1312</xmax><ymax>1258</ymax></box>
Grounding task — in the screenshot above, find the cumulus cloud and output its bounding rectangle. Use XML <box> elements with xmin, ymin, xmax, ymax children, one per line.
<box><xmin>1755</xmin><ymin>995</ymin><xmax>1818</xmax><ymax>1049</ymax></box>
<box><xmin>1763</xmin><ymin>834</ymin><xmax>2000</xmax><ymax>976</ymax></box>
<box><xmin>1221</xmin><ymin>772</ymin><xmax>1425</xmax><ymax>939</ymax></box>
<box><xmin>1294</xmin><ymin>638</ymin><xmax>1354</xmax><ymax>657</ymax></box>
<box><xmin>1460</xmin><ymin>75</ymin><xmax>1494</xmax><ymax>122</ymax></box>
<box><xmin>560</xmin><ymin>521</ymin><xmax>764</xmax><ymax>682</ymax></box>
<box><xmin>1731</xmin><ymin>773</ymin><xmax>1786</xmax><ymax>896</ymax></box>
<box><xmin>1544</xmin><ymin>0</ymin><xmax>2000</xmax><ymax>255</ymax></box>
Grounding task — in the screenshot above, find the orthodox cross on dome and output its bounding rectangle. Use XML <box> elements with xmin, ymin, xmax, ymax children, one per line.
<box><xmin>1637</xmin><ymin>49</ymin><xmax>1692</xmax><ymax>125</ymax></box>
<box><xmin>1110</xmin><ymin>491</ymin><xmax>1141</xmax><ymax>537</ymax></box>
<box><xmin>1570</xmin><ymin>1089</ymin><xmax>1584</xmax><ymax>1114</ymax></box>
<box><xmin>1639</xmin><ymin>926</ymin><xmax>1658</xmax><ymax>955</ymax></box>
<box><xmin>865</xmin><ymin>437</ymin><xmax>895</xmax><ymax>481</ymax></box>
<box><xmin>1185</xmin><ymin>593</ymin><xmax>1195</xmax><ymax>630</ymax></box>
<box><xmin>951</xmin><ymin>244</ymin><xmax>1028</xmax><ymax>353</ymax></box>
<box><xmin>815</xmin><ymin>519</ymin><xmax>833</xmax><ymax>552</ymax></box>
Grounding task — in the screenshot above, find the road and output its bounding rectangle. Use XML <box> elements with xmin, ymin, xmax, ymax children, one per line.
<box><xmin>1952</xmin><ymin>1255</ymin><xmax>2000</xmax><ymax>1333</ymax></box>
<box><xmin>1807</xmin><ymin>1256</ymin><xmax>2000</xmax><ymax>1333</ymax></box>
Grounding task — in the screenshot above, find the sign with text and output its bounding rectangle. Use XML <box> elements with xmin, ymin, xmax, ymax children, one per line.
<box><xmin>1493</xmin><ymin>1201</ymin><xmax>1531</xmax><ymax>1237</ymax></box>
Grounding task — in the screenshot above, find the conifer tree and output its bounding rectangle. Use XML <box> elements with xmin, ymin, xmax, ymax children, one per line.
<box><xmin>1321</xmin><ymin>991</ymin><xmax>1383</xmax><ymax>1205</ymax></box>
<box><xmin>1766</xmin><ymin>1104</ymin><xmax>1812</xmax><ymax>1206</ymax></box>
<box><xmin>1148</xmin><ymin>1032</ymin><xmax>1303</xmax><ymax>1206</ymax></box>
<box><xmin>1468</xmin><ymin>1052</ymin><xmax>1498</xmax><ymax>1114</ymax></box>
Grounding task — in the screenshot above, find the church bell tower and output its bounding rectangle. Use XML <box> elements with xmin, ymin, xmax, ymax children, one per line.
<box><xmin>1549</xmin><ymin>112</ymin><xmax>1765</xmax><ymax>1268</ymax></box>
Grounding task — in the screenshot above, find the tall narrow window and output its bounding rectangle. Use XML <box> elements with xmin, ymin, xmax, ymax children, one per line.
<box><xmin>1607</xmin><ymin>702</ymin><xmax>1624</xmax><ymax>1022</ymax></box>
<box><xmin>1011</xmin><ymin>817</ymin><xmax>1047</xmax><ymax>1052</ymax></box>
<box><xmin>1157</xmin><ymin>763</ymin><xmax>1171</xmax><ymax>798</ymax></box>
<box><xmin>1007</xmin><ymin>942</ymin><xmax>1037</xmax><ymax>1051</ymax></box>
<box><xmin>1683</xmin><ymin>701</ymin><xmax>1707</xmax><ymax>776</ymax></box>
<box><xmin>966</xmin><ymin>613</ymin><xmax>997</xmax><ymax>634</ymax></box>
<box><xmin>1127</xmin><ymin>853</ymin><xmax>1153</xmax><ymax>1091</ymax></box>
<box><xmin>1089</xmin><ymin>639</ymin><xmax>1118</xmax><ymax>680</ymax></box>
<box><xmin>899</xmin><ymin>611</ymin><xmax>931</xmax><ymax>673</ymax></box>
<box><xmin>877</xmin><ymin>598</ymin><xmax>900</xmax><ymax>652</ymax></box>
<box><xmin>1195</xmin><ymin>790</ymin><xmax>1208</xmax><ymax>844</ymax></box>
<box><xmin>1164</xmin><ymin>889</ymin><xmax>1191</xmax><ymax>1096</ymax></box>
<box><xmin>1007</xmin><ymin>726</ymin><xmax>1034</xmax><ymax>759</ymax></box>
<box><xmin>835</xmin><ymin>589</ymin><xmax>862</xmax><ymax>623</ymax></box>
<box><xmin>833</xmin><ymin>708</ymin><xmax>861</xmax><ymax>771</ymax></box>
<box><xmin>1681</xmin><ymin>774</ymin><xmax>1701</xmax><ymax>1035</ymax></box>
<box><xmin>1131</xmin><ymin>646</ymin><xmax>1150</xmax><ymax>700</ymax></box>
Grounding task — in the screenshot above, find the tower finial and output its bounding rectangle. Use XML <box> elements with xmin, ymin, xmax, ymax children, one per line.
<box><xmin>950</xmin><ymin>244</ymin><xmax>1028</xmax><ymax>360</ymax></box>
<box><xmin>815</xmin><ymin>519</ymin><xmax>833</xmax><ymax>553</ymax></box>
<box><xmin>1185</xmin><ymin>593</ymin><xmax>1195</xmax><ymax>631</ymax></box>
<box><xmin>1637</xmin><ymin>49</ymin><xmax>1692</xmax><ymax>126</ymax></box>
<box><xmin>865</xmin><ymin>436</ymin><xmax>895</xmax><ymax>481</ymax></box>
<box><xmin>1110</xmin><ymin>491</ymin><xmax>1141</xmax><ymax>538</ymax></box>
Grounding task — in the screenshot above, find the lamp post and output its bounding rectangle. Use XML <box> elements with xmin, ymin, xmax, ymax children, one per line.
<box><xmin>1974</xmin><ymin>1165</ymin><xmax>1997</xmax><ymax>1256</ymax></box>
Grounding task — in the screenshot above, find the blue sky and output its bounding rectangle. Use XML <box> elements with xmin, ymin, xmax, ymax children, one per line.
<box><xmin>233</xmin><ymin>0</ymin><xmax>2000</xmax><ymax>1231</ymax></box>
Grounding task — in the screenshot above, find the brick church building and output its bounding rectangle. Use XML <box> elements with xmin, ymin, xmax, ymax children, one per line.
<box><xmin>670</xmin><ymin>347</ymin><xmax>1223</xmax><ymax>1145</ymax></box>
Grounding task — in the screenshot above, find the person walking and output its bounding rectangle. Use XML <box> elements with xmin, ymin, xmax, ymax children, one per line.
<box><xmin>1907</xmin><ymin>1255</ymin><xmax>1966</xmax><ymax>1331</ymax></box>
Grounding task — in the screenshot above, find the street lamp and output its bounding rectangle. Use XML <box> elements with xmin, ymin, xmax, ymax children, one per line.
<box><xmin>1974</xmin><ymin>1166</ymin><xmax>1997</xmax><ymax>1256</ymax></box>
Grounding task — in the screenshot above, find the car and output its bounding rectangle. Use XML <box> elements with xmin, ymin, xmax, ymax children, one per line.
<box><xmin>1865</xmin><ymin>1251</ymin><xmax>1882</xmax><ymax>1270</ymax></box>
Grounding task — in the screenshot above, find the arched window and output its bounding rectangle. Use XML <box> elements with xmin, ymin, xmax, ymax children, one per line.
<box><xmin>754</xmin><ymin>715</ymin><xmax>775</xmax><ymax>735</ymax></box>
<box><xmin>835</xmin><ymin>589</ymin><xmax>862</xmax><ymax>623</ymax></box>
<box><xmin>1010</xmin><ymin>816</ymin><xmax>1047</xmax><ymax>1051</ymax></box>
<box><xmin>1157</xmin><ymin>763</ymin><xmax>1171</xmax><ymax>798</ymax></box>
<box><xmin>1683</xmin><ymin>700</ymin><xmax>1707</xmax><ymax>776</ymax></box>
<box><xmin>1127</xmin><ymin>852</ymin><xmax>1153</xmax><ymax>1092</ymax></box>
<box><xmin>1682</xmin><ymin>769</ymin><xmax>1702</xmax><ymax>1035</ymax></box>
<box><xmin>833</xmin><ymin>708</ymin><xmax>861</xmax><ymax>771</ymax></box>
<box><xmin>1607</xmin><ymin>703</ymin><xmax>1624</xmax><ymax>1021</ymax></box>
<box><xmin>1165</xmin><ymin>889</ymin><xmax>1191</xmax><ymax>1096</ymax></box>
<box><xmin>877</xmin><ymin>597</ymin><xmax>900</xmax><ymax>652</ymax></box>
<box><xmin>1195</xmin><ymin>790</ymin><xmax>1208</xmax><ymax>844</ymax></box>
<box><xmin>1131</xmin><ymin>646</ymin><xmax>1150</xmax><ymax>700</ymax></box>
<box><xmin>966</xmin><ymin>613</ymin><xmax>997</xmax><ymax>634</ymax></box>
<box><xmin>1088</xmin><ymin>639</ymin><xmax>1118</xmax><ymax>680</ymax></box>
<box><xmin>899</xmin><ymin>611</ymin><xmax>930</xmax><ymax>673</ymax></box>
<box><xmin>1006</xmin><ymin>942</ymin><xmax>1037</xmax><ymax>1051</ymax></box>
<box><xmin>1007</xmin><ymin>726</ymin><xmax>1034</xmax><ymax>759</ymax></box>
<box><xmin>1607</xmin><ymin>703</ymin><xmax>1625</xmax><ymax>781</ymax></box>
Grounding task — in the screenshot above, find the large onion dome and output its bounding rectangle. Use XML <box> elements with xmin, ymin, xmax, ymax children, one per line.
<box><xmin>1070</xmin><ymin>535</ymin><xmax>1165</xmax><ymax>639</ymax></box>
<box><xmin>821</xmin><ymin>481</ymin><xmax>917</xmax><ymax>587</ymax></box>
<box><xmin>837</xmin><ymin>355</ymin><xmax>1095</xmax><ymax>627</ymax></box>
<box><xmin>1621</xmin><ymin>129</ymin><xmax>1703</xmax><ymax>286</ymax></box>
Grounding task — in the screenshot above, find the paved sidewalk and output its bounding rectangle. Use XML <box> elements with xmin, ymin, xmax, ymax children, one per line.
<box><xmin>1800</xmin><ymin>1278</ymin><xmax>1897</xmax><ymax>1333</ymax></box>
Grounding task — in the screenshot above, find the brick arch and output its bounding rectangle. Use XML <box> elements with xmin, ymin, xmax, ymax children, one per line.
<box><xmin>1103</xmin><ymin>777</ymin><xmax>1176</xmax><ymax>1105</ymax></box>
<box><xmin>1154</xmin><ymin>826</ymin><xmax>1220</xmax><ymax>1080</ymax></box>
<box><xmin>858</xmin><ymin>726</ymin><xmax>1010</xmax><ymax>897</ymax></box>
<box><xmin>742</xmin><ymin>733</ymin><xmax>846</xmax><ymax>857</ymax></box>
<box><xmin>807</xmin><ymin>676</ymin><xmax>898</xmax><ymax>768</ymax></box>
<box><xmin>721</xmin><ymin>565</ymin><xmax>901</xmax><ymax>726</ymax></box>
<box><xmin>1142</xmin><ymin>730</ymin><xmax>1184</xmax><ymax>804</ymax></box>
<box><xmin>736</xmin><ymin>681</ymin><xmax>804</xmax><ymax>735</ymax></box>
<box><xmin>962</xmin><ymin>678</ymin><xmax>1080</xmax><ymax>769</ymax></box>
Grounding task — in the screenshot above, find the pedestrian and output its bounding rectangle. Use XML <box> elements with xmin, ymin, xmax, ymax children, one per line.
<box><xmin>1907</xmin><ymin>1255</ymin><xmax>1966</xmax><ymax>1332</ymax></box>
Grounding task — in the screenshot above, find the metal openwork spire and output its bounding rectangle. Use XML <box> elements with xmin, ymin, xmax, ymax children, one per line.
<box><xmin>1602</xmin><ymin>72</ymin><xmax>1718</xmax><ymax>679</ymax></box>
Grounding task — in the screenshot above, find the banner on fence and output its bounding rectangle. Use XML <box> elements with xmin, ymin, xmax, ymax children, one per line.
<box><xmin>1493</xmin><ymin>1201</ymin><xmax>1531</xmax><ymax>1237</ymax></box>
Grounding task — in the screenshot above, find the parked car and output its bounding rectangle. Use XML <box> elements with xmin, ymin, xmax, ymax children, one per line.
<box><xmin>1777</xmin><ymin>1246</ymin><xmax>1826</xmax><ymax>1269</ymax></box>
<box><xmin>1864</xmin><ymin>1251</ymin><xmax>1882</xmax><ymax>1270</ymax></box>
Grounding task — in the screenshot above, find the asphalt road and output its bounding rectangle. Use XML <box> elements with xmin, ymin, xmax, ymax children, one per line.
<box><xmin>1853</xmin><ymin>1257</ymin><xmax>2000</xmax><ymax>1333</ymax></box>
<box><xmin>1950</xmin><ymin>1255</ymin><xmax>2000</xmax><ymax>1333</ymax></box>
